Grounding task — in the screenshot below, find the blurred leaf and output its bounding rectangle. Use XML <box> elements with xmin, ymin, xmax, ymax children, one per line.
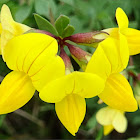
<box><xmin>86</xmin><ymin>114</ymin><xmax>97</xmax><ymax>129</ymax></box>
<box><xmin>34</xmin><ymin>0</ymin><xmax>57</xmax><ymax>19</ymax></box>
<box><xmin>55</xmin><ymin>15</ymin><xmax>70</xmax><ymax>36</ymax></box>
<box><xmin>59</xmin><ymin>0</ymin><xmax>74</xmax><ymax>6</ymax></box>
<box><xmin>62</xmin><ymin>25</ymin><xmax>75</xmax><ymax>38</ymax></box>
<box><xmin>34</xmin><ymin>14</ymin><xmax>58</xmax><ymax>36</ymax></box>
<box><xmin>128</xmin><ymin>137</ymin><xmax>140</xmax><ymax>140</ymax></box>
<box><xmin>96</xmin><ymin>126</ymin><xmax>103</xmax><ymax>140</ymax></box>
<box><xmin>15</xmin><ymin>5</ymin><xmax>32</xmax><ymax>23</ymax></box>
<box><xmin>56</xmin><ymin>4</ymin><xmax>73</xmax><ymax>17</ymax></box>
<box><xmin>0</xmin><ymin>115</ymin><xmax>6</xmax><ymax>127</ymax></box>
<box><xmin>129</xmin><ymin>21</ymin><xmax>138</xmax><ymax>28</ymax></box>
<box><xmin>70</xmin><ymin>16</ymin><xmax>83</xmax><ymax>33</ymax></box>
<box><xmin>0</xmin><ymin>0</ymin><xmax>10</xmax><ymax>3</ymax></box>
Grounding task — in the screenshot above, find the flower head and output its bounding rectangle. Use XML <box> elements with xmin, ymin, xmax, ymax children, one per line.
<box><xmin>96</xmin><ymin>106</ymin><xmax>127</xmax><ymax>135</ymax></box>
<box><xmin>0</xmin><ymin>33</ymin><xmax>65</xmax><ymax>114</ymax></box>
<box><xmin>104</xmin><ymin>7</ymin><xmax>140</xmax><ymax>55</ymax></box>
<box><xmin>40</xmin><ymin>70</ymin><xmax>105</xmax><ymax>135</ymax></box>
<box><xmin>86</xmin><ymin>34</ymin><xmax>137</xmax><ymax>112</ymax></box>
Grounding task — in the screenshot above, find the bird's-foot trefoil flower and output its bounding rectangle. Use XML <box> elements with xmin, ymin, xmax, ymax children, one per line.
<box><xmin>96</xmin><ymin>106</ymin><xmax>127</xmax><ymax>135</ymax></box>
<box><xmin>0</xmin><ymin>33</ymin><xmax>65</xmax><ymax>114</ymax></box>
<box><xmin>39</xmin><ymin>49</ymin><xmax>105</xmax><ymax>136</ymax></box>
<box><xmin>85</xmin><ymin>33</ymin><xmax>138</xmax><ymax>112</ymax></box>
<box><xmin>103</xmin><ymin>7</ymin><xmax>140</xmax><ymax>55</ymax></box>
<box><xmin>0</xmin><ymin>5</ymin><xmax>31</xmax><ymax>56</ymax></box>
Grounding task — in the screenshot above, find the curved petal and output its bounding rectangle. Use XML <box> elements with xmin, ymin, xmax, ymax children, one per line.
<box><xmin>1</xmin><ymin>4</ymin><xmax>31</xmax><ymax>56</ymax></box>
<box><xmin>86</xmin><ymin>36</ymin><xmax>128</xmax><ymax>79</ymax></box>
<box><xmin>112</xmin><ymin>111</ymin><xmax>127</xmax><ymax>133</ymax></box>
<box><xmin>96</xmin><ymin>107</ymin><xmax>116</xmax><ymax>125</ymax></box>
<box><xmin>122</xmin><ymin>28</ymin><xmax>140</xmax><ymax>55</ymax></box>
<box><xmin>119</xmin><ymin>33</ymin><xmax>129</xmax><ymax>69</ymax></box>
<box><xmin>0</xmin><ymin>23</ymin><xmax>2</xmax><ymax>55</ymax></box>
<box><xmin>116</xmin><ymin>7</ymin><xmax>128</xmax><ymax>30</ymax></box>
<box><xmin>104</xmin><ymin>125</ymin><xmax>114</xmax><ymax>135</ymax></box>
<box><xmin>0</xmin><ymin>71</ymin><xmax>35</xmax><ymax>114</ymax></box>
<box><xmin>99</xmin><ymin>73</ymin><xmax>138</xmax><ymax>112</ymax></box>
<box><xmin>103</xmin><ymin>28</ymin><xmax>119</xmax><ymax>39</ymax></box>
<box><xmin>39</xmin><ymin>72</ymin><xmax>105</xmax><ymax>103</ymax></box>
<box><xmin>4</xmin><ymin>33</ymin><xmax>65</xmax><ymax>91</ymax></box>
<box><xmin>55</xmin><ymin>94</ymin><xmax>86</xmax><ymax>136</ymax></box>
<box><xmin>85</xmin><ymin>38</ymin><xmax>111</xmax><ymax>80</ymax></box>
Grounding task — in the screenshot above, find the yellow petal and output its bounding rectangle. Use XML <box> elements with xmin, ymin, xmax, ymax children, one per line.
<box><xmin>119</xmin><ymin>33</ymin><xmax>129</xmax><ymax>69</ymax></box>
<box><xmin>122</xmin><ymin>28</ymin><xmax>140</xmax><ymax>55</ymax></box>
<box><xmin>116</xmin><ymin>7</ymin><xmax>129</xmax><ymax>30</ymax></box>
<box><xmin>112</xmin><ymin>111</ymin><xmax>127</xmax><ymax>133</ymax></box>
<box><xmin>104</xmin><ymin>125</ymin><xmax>114</xmax><ymax>135</ymax></box>
<box><xmin>85</xmin><ymin>39</ymin><xmax>111</xmax><ymax>80</ymax></box>
<box><xmin>55</xmin><ymin>94</ymin><xmax>86</xmax><ymax>136</ymax></box>
<box><xmin>99</xmin><ymin>73</ymin><xmax>138</xmax><ymax>112</ymax></box>
<box><xmin>1</xmin><ymin>4</ymin><xmax>31</xmax><ymax>56</ymax></box>
<box><xmin>0</xmin><ymin>71</ymin><xmax>35</xmax><ymax>114</ymax></box>
<box><xmin>86</xmin><ymin>36</ymin><xmax>128</xmax><ymax>79</ymax></box>
<box><xmin>96</xmin><ymin>107</ymin><xmax>116</xmax><ymax>125</ymax></box>
<box><xmin>103</xmin><ymin>28</ymin><xmax>119</xmax><ymax>39</ymax></box>
<box><xmin>4</xmin><ymin>33</ymin><xmax>65</xmax><ymax>91</ymax></box>
<box><xmin>0</xmin><ymin>23</ymin><xmax>2</xmax><ymax>55</ymax></box>
<box><xmin>0</xmin><ymin>23</ymin><xmax>2</xmax><ymax>34</ymax></box>
<box><xmin>39</xmin><ymin>72</ymin><xmax>105</xmax><ymax>103</ymax></box>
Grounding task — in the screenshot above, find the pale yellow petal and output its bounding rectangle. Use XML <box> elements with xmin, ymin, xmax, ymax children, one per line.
<box><xmin>96</xmin><ymin>107</ymin><xmax>116</xmax><ymax>125</ymax></box>
<box><xmin>99</xmin><ymin>73</ymin><xmax>138</xmax><ymax>112</ymax></box>
<box><xmin>113</xmin><ymin>111</ymin><xmax>127</xmax><ymax>133</ymax></box>
<box><xmin>104</xmin><ymin>125</ymin><xmax>114</xmax><ymax>135</ymax></box>
<box><xmin>103</xmin><ymin>28</ymin><xmax>119</xmax><ymax>39</ymax></box>
<box><xmin>1</xmin><ymin>4</ymin><xmax>30</xmax><ymax>55</ymax></box>
<box><xmin>55</xmin><ymin>94</ymin><xmax>86</xmax><ymax>136</ymax></box>
<box><xmin>0</xmin><ymin>71</ymin><xmax>35</xmax><ymax>114</ymax></box>
<box><xmin>116</xmin><ymin>7</ymin><xmax>129</xmax><ymax>29</ymax></box>
<box><xmin>39</xmin><ymin>72</ymin><xmax>105</xmax><ymax>103</ymax></box>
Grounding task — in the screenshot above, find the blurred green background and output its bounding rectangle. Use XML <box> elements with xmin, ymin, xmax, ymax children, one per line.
<box><xmin>0</xmin><ymin>0</ymin><xmax>140</xmax><ymax>139</ymax></box>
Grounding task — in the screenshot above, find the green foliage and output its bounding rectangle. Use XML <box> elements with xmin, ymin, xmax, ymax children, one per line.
<box><xmin>0</xmin><ymin>0</ymin><xmax>140</xmax><ymax>139</ymax></box>
<box><xmin>55</xmin><ymin>15</ymin><xmax>70</xmax><ymax>36</ymax></box>
<box><xmin>62</xmin><ymin>25</ymin><xmax>75</xmax><ymax>38</ymax></box>
<box><xmin>34</xmin><ymin>14</ymin><xmax>58</xmax><ymax>36</ymax></box>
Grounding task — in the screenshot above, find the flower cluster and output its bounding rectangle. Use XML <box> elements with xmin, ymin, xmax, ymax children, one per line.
<box><xmin>0</xmin><ymin>5</ymin><xmax>140</xmax><ymax>136</ymax></box>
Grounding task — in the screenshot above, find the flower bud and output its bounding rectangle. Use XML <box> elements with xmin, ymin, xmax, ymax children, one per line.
<box><xmin>60</xmin><ymin>48</ymin><xmax>74</xmax><ymax>75</ymax></box>
<box><xmin>65</xmin><ymin>31</ymin><xmax>109</xmax><ymax>47</ymax></box>
<box><xmin>66</xmin><ymin>43</ymin><xmax>92</xmax><ymax>71</ymax></box>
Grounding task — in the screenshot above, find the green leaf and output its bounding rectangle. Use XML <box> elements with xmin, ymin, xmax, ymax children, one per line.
<box><xmin>15</xmin><ymin>5</ymin><xmax>32</xmax><ymax>23</ymax></box>
<box><xmin>62</xmin><ymin>25</ymin><xmax>75</xmax><ymax>38</ymax></box>
<box><xmin>34</xmin><ymin>14</ymin><xmax>58</xmax><ymax>36</ymax></box>
<box><xmin>55</xmin><ymin>15</ymin><xmax>70</xmax><ymax>36</ymax></box>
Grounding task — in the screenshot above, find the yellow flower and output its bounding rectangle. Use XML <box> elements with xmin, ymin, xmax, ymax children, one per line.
<box><xmin>86</xmin><ymin>34</ymin><xmax>138</xmax><ymax>112</ymax></box>
<box><xmin>39</xmin><ymin>71</ymin><xmax>105</xmax><ymax>136</ymax></box>
<box><xmin>96</xmin><ymin>106</ymin><xmax>127</xmax><ymax>135</ymax></box>
<box><xmin>0</xmin><ymin>33</ymin><xmax>65</xmax><ymax>114</ymax></box>
<box><xmin>0</xmin><ymin>4</ymin><xmax>31</xmax><ymax>56</ymax></box>
<box><xmin>103</xmin><ymin>7</ymin><xmax>140</xmax><ymax>55</ymax></box>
